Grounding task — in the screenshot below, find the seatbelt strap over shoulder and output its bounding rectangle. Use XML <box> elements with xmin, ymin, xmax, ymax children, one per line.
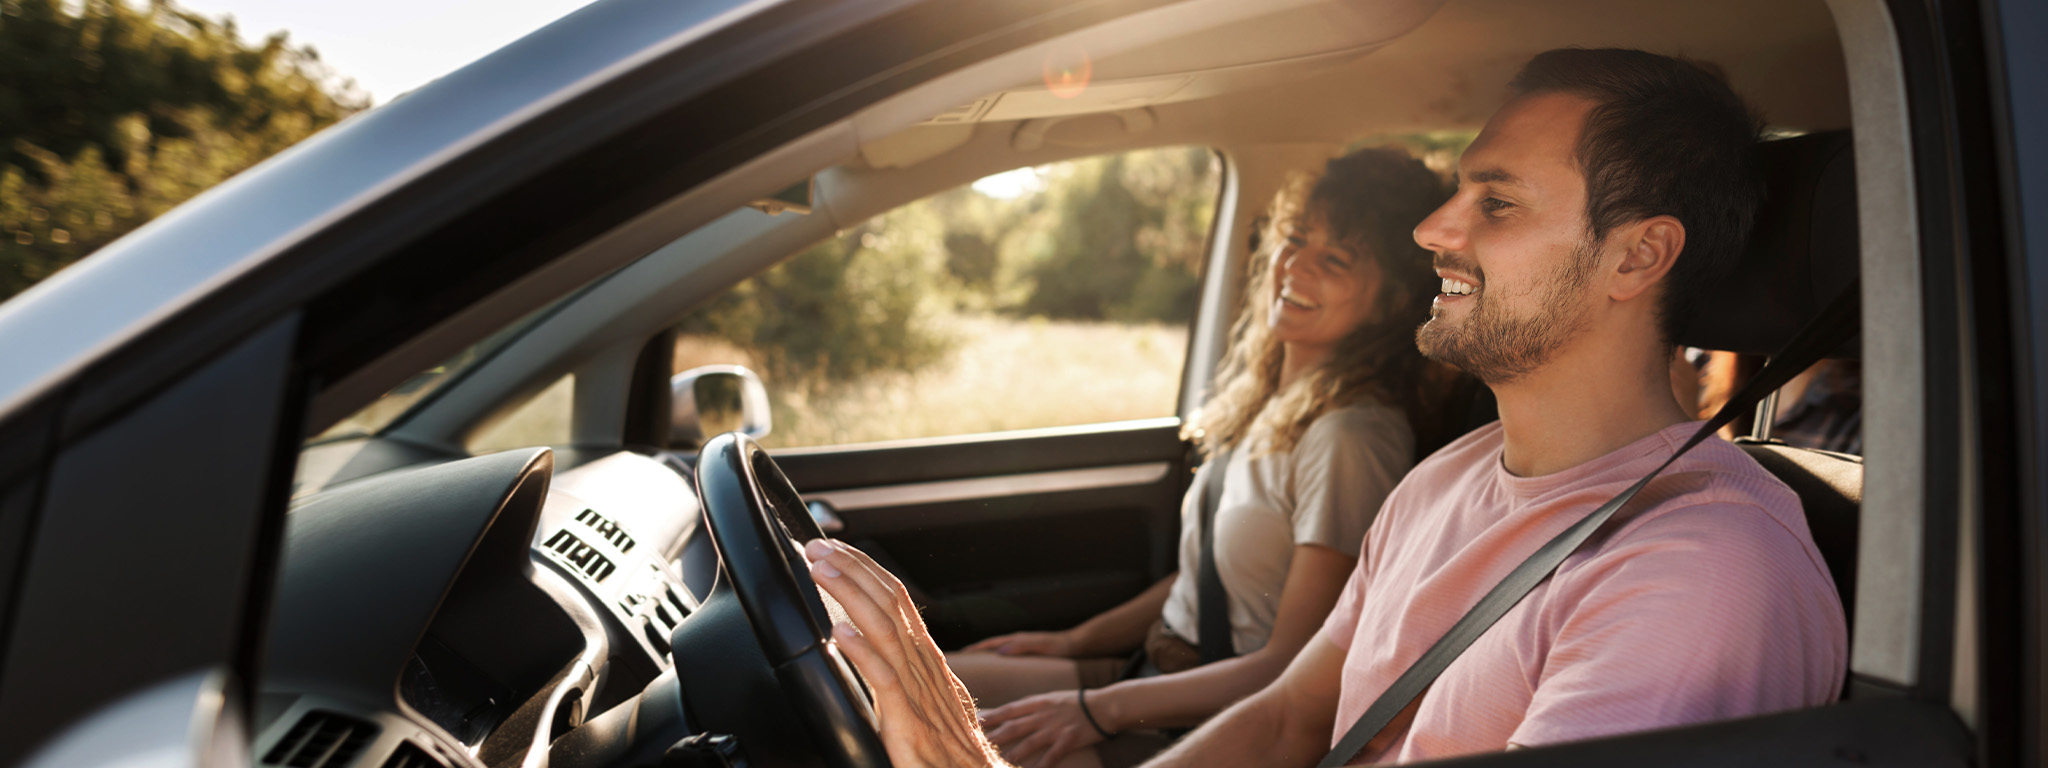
<box><xmin>1197</xmin><ymin>447</ymin><xmax>1235</xmax><ymax>664</ymax></box>
<box><xmin>1316</xmin><ymin>285</ymin><xmax>1860</xmax><ymax>767</ymax></box>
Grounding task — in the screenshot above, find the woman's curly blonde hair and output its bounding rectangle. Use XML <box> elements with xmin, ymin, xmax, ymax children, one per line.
<box><xmin>1188</xmin><ymin>147</ymin><xmax>1452</xmax><ymax>457</ymax></box>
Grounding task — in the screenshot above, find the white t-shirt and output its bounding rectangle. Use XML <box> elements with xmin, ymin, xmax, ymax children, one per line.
<box><xmin>1160</xmin><ymin>403</ymin><xmax>1413</xmax><ymax>654</ymax></box>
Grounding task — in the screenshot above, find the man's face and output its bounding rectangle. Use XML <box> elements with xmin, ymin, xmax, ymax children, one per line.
<box><xmin>1413</xmin><ymin>92</ymin><xmax>1606</xmax><ymax>384</ymax></box>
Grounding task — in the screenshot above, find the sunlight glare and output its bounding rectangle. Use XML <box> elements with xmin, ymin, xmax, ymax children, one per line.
<box><xmin>972</xmin><ymin>167</ymin><xmax>1042</xmax><ymax>199</ymax></box>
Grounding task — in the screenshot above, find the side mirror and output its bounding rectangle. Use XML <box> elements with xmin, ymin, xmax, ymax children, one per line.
<box><xmin>671</xmin><ymin>365</ymin><xmax>773</xmax><ymax>451</ymax></box>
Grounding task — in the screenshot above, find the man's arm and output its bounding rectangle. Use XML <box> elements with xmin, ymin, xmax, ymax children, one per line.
<box><xmin>1142</xmin><ymin>631</ymin><xmax>1346</xmax><ymax>768</ymax></box>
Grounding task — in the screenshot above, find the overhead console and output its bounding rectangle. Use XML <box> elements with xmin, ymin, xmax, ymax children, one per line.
<box><xmin>856</xmin><ymin>0</ymin><xmax>1446</xmax><ymax>169</ymax></box>
<box><xmin>927</xmin><ymin>0</ymin><xmax>1444</xmax><ymax>125</ymax></box>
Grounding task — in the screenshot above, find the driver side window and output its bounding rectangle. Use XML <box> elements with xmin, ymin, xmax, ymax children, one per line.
<box><xmin>675</xmin><ymin>146</ymin><xmax>1221</xmax><ymax>448</ymax></box>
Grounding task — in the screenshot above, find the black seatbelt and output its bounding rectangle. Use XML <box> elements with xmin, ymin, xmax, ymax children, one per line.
<box><xmin>1317</xmin><ymin>285</ymin><xmax>1859</xmax><ymax>767</ymax></box>
<box><xmin>1197</xmin><ymin>447</ymin><xmax>1236</xmax><ymax>664</ymax></box>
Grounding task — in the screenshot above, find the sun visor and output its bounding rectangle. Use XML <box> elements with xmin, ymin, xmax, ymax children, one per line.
<box><xmin>1674</xmin><ymin>131</ymin><xmax>1859</xmax><ymax>357</ymax></box>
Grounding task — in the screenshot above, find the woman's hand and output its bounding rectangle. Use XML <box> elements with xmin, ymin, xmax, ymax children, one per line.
<box><xmin>961</xmin><ymin>630</ymin><xmax>1076</xmax><ymax>657</ymax></box>
<box><xmin>981</xmin><ymin>689</ymin><xmax>1110</xmax><ymax>768</ymax></box>
<box><xmin>803</xmin><ymin>538</ymin><xmax>1008</xmax><ymax>768</ymax></box>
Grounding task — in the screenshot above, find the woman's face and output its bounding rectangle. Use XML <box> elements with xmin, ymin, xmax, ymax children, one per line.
<box><xmin>1269</xmin><ymin>205</ymin><xmax>1384</xmax><ymax>353</ymax></box>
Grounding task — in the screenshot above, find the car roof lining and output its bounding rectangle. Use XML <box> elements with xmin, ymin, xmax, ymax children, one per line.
<box><xmin>376</xmin><ymin>0</ymin><xmax>1862</xmax><ymax>452</ymax></box>
<box><xmin>377</xmin><ymin>0</ymin><xmax>1436</xmax><ymax>447</ymax></box>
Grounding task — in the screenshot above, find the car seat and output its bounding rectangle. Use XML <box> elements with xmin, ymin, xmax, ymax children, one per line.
<box><xmin>1677</xmin><ymin>130</ymin><xmax>1862</xmax><ymax>642</ymax></box>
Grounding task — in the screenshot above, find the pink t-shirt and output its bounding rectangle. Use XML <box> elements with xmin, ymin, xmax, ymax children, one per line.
<box><xmin>1320</xmin><ymin>420</ymin><xmax>1846</xmax><ymax>764</ymax></box>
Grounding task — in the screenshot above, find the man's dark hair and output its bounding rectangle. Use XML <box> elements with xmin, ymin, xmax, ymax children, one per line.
<box><xmin>1509</xmin><ymin>48</ymin><xmax>1763</xmax><ymax>342</ymax></box>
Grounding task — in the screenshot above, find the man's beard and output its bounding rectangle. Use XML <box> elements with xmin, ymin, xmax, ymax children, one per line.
<box><xmin>1415</xmin><ymin>238</ymin><xmax>1602</xmax><ymax>384</ymax></box>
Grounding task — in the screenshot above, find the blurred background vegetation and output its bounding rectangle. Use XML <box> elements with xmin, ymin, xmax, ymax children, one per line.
<box><xmin>0</xmin><ymin>0</ymin><xmax>365</xmax><ymax>300</ymax></box>
<box><xmin>677</xmin><ymin>148</ymin><xmax>1218</xmax><ymax>386</ymax></box>
<box><xmin>665</xmin><ymin>148</ymin><xmax>1220</xmax><ymax>446</ymax></box>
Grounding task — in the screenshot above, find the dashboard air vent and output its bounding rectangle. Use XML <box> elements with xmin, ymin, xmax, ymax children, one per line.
<box><xmin>381</xmin><ymin>742</ymin><xmax>448</xmax><ymax>768</ymax></box>
<box><xmin>264</xmin><ymin>711</ymin><xmax>378</xmax><ymax>768</ymax></box>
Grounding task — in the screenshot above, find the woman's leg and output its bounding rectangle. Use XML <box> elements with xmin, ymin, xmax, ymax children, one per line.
<box><xmin>945</xmin><ymin>651</ymin><xmax>1080</xmax><ymax>708</ymax></box>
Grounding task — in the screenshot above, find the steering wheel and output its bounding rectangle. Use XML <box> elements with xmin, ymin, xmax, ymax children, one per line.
<box><xmin>694</xmin><ymin>432</ymin><xmax>888</xmax><ymax>768</ymax></box>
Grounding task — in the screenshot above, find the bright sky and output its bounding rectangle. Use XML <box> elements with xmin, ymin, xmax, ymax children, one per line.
<box><xmin>171</xmin><ymin>0</ymin><xmax>596</xmax><ymax>104</ymax></box>
<box><xmin>172</xmin><ymin>0</ymin><xmax>1046</xmax><ymax>198</ymax></box>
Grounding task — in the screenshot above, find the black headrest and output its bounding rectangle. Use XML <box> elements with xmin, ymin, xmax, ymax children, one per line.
<box><xmin>1673</xmin><ymin>131</ymin><xmax>1859</xmax><ymax>356</ymax></box>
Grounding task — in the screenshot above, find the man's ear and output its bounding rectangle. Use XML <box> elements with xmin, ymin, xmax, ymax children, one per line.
<box><xmin>1608</xmin><ymin>215</ymin><xmax>1685</xmax><ymax>302</ymax></box>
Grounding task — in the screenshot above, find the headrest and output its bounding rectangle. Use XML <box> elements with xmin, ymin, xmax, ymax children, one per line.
<box><xmin>1673</xmin><ymin>131</ymin><xmax>1859</xmax><ymax>356</ymax></box>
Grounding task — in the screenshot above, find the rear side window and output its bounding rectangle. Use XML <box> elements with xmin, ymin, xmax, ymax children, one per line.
<box><xmin>674</xmin><ymin>146</ymin><xmax>1221</xmax><ymax>448</ymax></box>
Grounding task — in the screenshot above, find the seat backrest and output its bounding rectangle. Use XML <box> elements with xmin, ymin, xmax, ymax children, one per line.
<box><xmin>1735</xmin><ymin>439</ymin><xmax>1862</xmax><ymax>631</ymax></box>
<box><xmin>1676</xmin><ymin>131</ymin><xmax>1859</xmax><ymax>355</ymax></box>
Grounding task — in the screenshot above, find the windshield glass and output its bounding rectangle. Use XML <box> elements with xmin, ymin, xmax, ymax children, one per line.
<box><xmin>308</xmin><ymin>297</ymin><xmax>563</xmax><ymax>443</ymax></box>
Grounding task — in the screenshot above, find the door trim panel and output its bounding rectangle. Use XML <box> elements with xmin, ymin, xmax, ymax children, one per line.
<box><xmin>807</xmin><ymin>462</ymin><xmax>1171</xmax><ymax>512</ymax></box>
<box><xmin>772</xmin><ymin>417</ymin><xmax>1186</xmax><ymax>491</ymax></box>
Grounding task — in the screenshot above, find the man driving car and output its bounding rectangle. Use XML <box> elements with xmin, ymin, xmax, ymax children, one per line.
<box><xmin>802</xmin><ymin>47</ymin><xmax>1848</xmax><ymax>767</ymax></box>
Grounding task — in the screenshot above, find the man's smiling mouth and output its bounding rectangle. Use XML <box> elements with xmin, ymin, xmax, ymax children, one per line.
<box><xmin>1440</xmin><ymin>277</ymin><xmax>1478</xmax><ymax>296</ymax></box>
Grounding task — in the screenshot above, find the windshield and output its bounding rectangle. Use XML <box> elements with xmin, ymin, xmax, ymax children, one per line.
<box><xmin>308</xmin><ymin>296</ymin><xmax>565</xmax><ymax>443</ymax></box>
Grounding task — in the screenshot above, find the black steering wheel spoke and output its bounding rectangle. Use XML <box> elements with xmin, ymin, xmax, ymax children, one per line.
<box><xmin>690</xmin><ymin>433</ymin><xmax>888</xmax><ymax>768</ymax></box>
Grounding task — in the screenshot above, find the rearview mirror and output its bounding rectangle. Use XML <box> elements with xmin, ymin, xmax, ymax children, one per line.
<box><xmin>671</xmin><ymin>365</ymin><xmax>773</xmax><ymax>451</ymax></box>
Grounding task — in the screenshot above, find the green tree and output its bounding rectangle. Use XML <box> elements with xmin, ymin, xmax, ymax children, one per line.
<box><xmin>0</xmin><ymin>0</ymin><xmax>365</xmax><ymax>300</ymax></box>
<box><xmin>679</xmin><ymin>211</ymin><xmax>956</xmax><ymax>385</ymax></box>
<box><xmin>1008</xmin><ymin>146</ymin><xmax>1217</xmax><ymax>322</ymax></box>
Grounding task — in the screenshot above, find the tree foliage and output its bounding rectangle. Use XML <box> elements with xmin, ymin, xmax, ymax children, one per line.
<box><xmin>0</xmin><ymin>0</ymin><xmax>365</xmax><ymax>299</ymax></box>
<box><xmin>679</xmin><ymin>146</ymin><xmax>1220</xmax><ymax>384</ymax></box>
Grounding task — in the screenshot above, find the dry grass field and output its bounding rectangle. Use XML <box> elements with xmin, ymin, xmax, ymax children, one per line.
<box><xmin>413</xmin><ymin>314</ymin><xmax>1192</xmax><ymax>454</ymax></box>
<box><xmin>675</xmin><ymin>314</ymin><xmax>1188</xmax><ymax>448</ymax></box>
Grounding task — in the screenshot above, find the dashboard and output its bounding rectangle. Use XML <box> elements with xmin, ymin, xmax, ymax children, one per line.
<box><xmin>259</xmin><ymin>445</ymin><xmax>713</xmax><ymax>768</ymax></box>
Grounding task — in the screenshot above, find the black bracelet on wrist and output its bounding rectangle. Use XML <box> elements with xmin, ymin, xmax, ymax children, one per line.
<box><xmin>1076</xmin><ymin>687</ymin><xmax>1115</xmax><ymax>740</ymax></box>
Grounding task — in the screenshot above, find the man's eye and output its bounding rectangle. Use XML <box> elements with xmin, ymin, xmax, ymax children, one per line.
<box><xmin>1480</xmin><ymin>197</ymin><xmax>1514</xmax><ymax>215</ymax></box>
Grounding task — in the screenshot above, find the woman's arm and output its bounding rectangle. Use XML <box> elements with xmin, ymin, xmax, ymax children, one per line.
<box><xmin>977</xmin><ymin>545</ymin><xmax>1353</xmax><ymax>767</ymax></box>
<box><xmin>1089</xmin><ymin>544</ymin><xmax>1352</xmax><ymax>730</ymax></box>
<box><xmin>1067</xmin><ymin>572</ymin><xmax>1177</xmax><ymax>656</ymax></box>
<box><xmin>963</xmin><ymin>573</ymin><xmax>1177</xmax><ymax>657</ymax></box>
<box><xmin>1097</xmin><ymin>544</ymin><xmax>1351</xmax><ymax>729</ymax></box>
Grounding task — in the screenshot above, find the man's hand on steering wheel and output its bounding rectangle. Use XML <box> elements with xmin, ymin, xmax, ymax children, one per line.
<box><xmin>804</xmin><ymin>539</ymin><xmax>1012</xmax><ymax>768</ymax></box>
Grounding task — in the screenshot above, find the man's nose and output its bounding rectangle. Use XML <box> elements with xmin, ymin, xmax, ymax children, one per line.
<box><xmin>1413</xmin><ymin>199</ymin><xmax>1464</xmax><ymax>254</ymax></box>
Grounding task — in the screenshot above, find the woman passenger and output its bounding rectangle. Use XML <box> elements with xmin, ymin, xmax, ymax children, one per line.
<box><xmin>945</xmin><ymin>147</ymin><xmax>1452</xmax><ymax>768</ymax></box>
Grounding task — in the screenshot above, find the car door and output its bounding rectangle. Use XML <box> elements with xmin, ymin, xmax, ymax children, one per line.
<box><xmin>777</xmin><ymin>418</ymin><xmax>1191</xmax><ymax>649</ymax></box>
